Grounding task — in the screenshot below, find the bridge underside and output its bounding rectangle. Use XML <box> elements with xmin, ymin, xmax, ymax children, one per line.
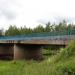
<box><xmin>0</xmin><ymin>39</ymin><xmax>71</xmax><ymax>60</ymax></box>
<box><xmin>0</xmin><ymin>43</ymin><xmax>44</xmax><ymax>60</ymax></box>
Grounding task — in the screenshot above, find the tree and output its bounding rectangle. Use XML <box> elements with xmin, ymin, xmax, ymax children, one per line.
<box><xmin>45</xmin><ymin>22</ymin><xmax>54</xmax><ymax>32</ymax></box>
<box><xmin>55</xmin><ymin>20</ymin><xmax>67</xmax><ymax>32</ymax></box>
<box><xmin>5</xmin><ymin>20</ymin><xmax>75</xmax><ymax>36</ymax></box>
<box><xmin>5</xmin><ymin>25</ymin><xmax>20</xmax><ymax>36</ymax></box>
<box><xmin>33</xmin><ymin>25</ymin><xmax>45</xmax><ymax>33</ymax></box>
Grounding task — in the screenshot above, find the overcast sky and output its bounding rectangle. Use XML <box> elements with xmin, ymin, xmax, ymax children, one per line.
<box><xmin>0</xmin><ymin>0</ymin><xmax>75</xmax><ymax>30</ymax></box>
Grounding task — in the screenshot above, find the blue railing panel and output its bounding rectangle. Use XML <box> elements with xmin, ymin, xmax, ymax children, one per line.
<box><xmin>0</xmin><ymin>31</ymin><xmax>75</xmax><ymax>40</ymax></box>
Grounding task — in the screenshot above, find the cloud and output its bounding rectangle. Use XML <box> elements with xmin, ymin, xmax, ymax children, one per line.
<box><xmin>1</xmin><ymin>9</ymin><xmax>16</xmax><ymax>20</ymax></box>
<box><xmin>54</xmin><ymin>16</ymin><xmax>75</xmax><ymax>24</ymax></box>
<box><xmin>0</xmin><ymin>0</ymin><xmax>75</xmax><ymax>30</ymax></box>
<box><xmin>0</xmin><ymin>0</ymin><xmax>19</xmax><ymax>20</ymax></box>
<box><xmin>37</xmin><ymin>14</ymin><xmax>75</xmax><ymax>25</ymax></box>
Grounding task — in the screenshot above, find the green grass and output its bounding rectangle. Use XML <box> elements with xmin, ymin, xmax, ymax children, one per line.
<box><xmin>0</xmin><ymin>40</ymin><xmax>75</xmax><ymax>75</ymax></box>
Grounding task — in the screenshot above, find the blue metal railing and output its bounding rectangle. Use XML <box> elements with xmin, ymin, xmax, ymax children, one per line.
<box><xmin>0</xmin><ymin>30</ymin><xmax>75</xmax><ymax>40</ymax></box>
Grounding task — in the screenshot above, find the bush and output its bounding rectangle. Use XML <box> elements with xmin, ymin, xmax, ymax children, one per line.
<box><xmin>53</xmin><ymin>40</ymin><xmax>75</xmax><ymax>62</ymax></box>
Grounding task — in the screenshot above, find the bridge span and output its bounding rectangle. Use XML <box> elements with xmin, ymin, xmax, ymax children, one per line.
<box><xmin>0</xmin><ymin>34</ymin><xmax>74</xmax><ymax>60</ymax></box>
<box><xmin>0</xmin><ymin>35</ymin><xmax>75</xmax><ymax>45</ymax></box>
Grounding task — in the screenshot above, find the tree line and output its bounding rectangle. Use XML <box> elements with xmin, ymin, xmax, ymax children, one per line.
<box><xmin>4</xmin><ymin>20</ymin><xmax>75</xmax><ymax>36</ymax></box>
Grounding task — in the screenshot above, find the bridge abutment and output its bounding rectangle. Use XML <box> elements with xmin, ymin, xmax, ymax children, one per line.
<box><xmin>0</xmin><ymin>44</ymin><xmax>13</xmax><ymax>60</ymax></box>
<box><xmin>14</xmin><ymin>44</ymin><xmax>43</xmax><ymax>60</ymax></box>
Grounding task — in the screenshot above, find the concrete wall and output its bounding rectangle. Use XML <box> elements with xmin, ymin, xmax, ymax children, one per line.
<box><xmin>0</xmin><ymin>44</ymin><xmax>13</xmax><ymax>60</ymax></box>
<box><xmin>0</xmin><ymin>39</ymin><xmax>71</xmax><ymax>45</ymax></box>
<box><xmin>14</xmin><ymin>44</ymin><xmax>26</xmax><ymax>60</ymax></box>
<box><xmin>14</xmin><ymin>44</ymin><xmax>43</xmax><ymax>60</ymax></box>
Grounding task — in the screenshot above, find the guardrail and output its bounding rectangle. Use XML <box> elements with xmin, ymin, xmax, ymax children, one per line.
<box><xmin>0</xmin><ymin>30</ymin><xmax>75</xmax><ymax>40</ymax></box>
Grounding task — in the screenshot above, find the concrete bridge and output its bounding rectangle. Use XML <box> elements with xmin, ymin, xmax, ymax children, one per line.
<box><xmin>0</xmin><ymin>32</ymin><xmax>75</xmax><ymax>60</ymax></box>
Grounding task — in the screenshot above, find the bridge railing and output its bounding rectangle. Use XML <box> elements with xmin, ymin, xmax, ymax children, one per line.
<box><xmin>0</xmin><ymin>30</ymin><xmax>75</xmax><ymax>40</ymax></box>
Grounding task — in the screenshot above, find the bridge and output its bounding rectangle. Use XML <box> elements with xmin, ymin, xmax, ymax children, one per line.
<box><xmin>0</xmin><ymin>31</ymin><xmax>75</xmax><ymax>60</ymax></box>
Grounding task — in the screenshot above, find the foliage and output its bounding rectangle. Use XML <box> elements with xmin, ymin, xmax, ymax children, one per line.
<box><xmin>33</xmin><ymin>25</ymin><xmax>45</xmax><ymax>33</ymax></box>
<box><xmin>5</xmin><ymin>25</ymin><xmax>21</xmax><ymax>36</ymax></box>
<box><xmin>5</xmin><ymin>20</ymin><xmax>75</xmax><ymax>36</ymax></box>
<box><xmin>53</xmin><ymin>40</ymin><xmax>75</xmax><ymax>62</ymax></box>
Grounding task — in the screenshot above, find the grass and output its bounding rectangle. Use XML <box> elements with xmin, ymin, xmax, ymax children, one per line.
<box><xmin>0</xmin><ymin>40</ymin><xmax>75</xmax><ymax>75</ymax></box>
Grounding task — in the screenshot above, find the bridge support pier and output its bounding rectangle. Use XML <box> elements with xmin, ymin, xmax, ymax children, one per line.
<box><xmin>14</xmin><ymin>44</ymin><xmax>43</xmax><ymax>60</ymax></box>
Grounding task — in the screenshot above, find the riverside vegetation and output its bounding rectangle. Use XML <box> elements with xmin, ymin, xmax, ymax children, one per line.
<box><xmin>0</xmin><ymin>40</ymin><xmax>75</xmax><ymax>75</ymax></box>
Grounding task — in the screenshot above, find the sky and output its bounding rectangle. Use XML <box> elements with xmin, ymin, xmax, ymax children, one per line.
<box><xmin>0</xmin><ymin>0</ymin><xmax>75</xmax><ymax>30</ymax></box>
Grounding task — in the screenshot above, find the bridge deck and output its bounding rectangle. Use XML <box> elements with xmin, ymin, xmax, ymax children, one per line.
<box><xmin>0</xmin><ymin>35</ymin><xmax>74</xmax><ymax>45</ymax></box>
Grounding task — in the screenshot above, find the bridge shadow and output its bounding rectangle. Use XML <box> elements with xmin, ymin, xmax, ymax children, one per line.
<box><xmin>0</xmin><ymin>43</ymin><xmax>14</xmax><ymax>60</ymax></box>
